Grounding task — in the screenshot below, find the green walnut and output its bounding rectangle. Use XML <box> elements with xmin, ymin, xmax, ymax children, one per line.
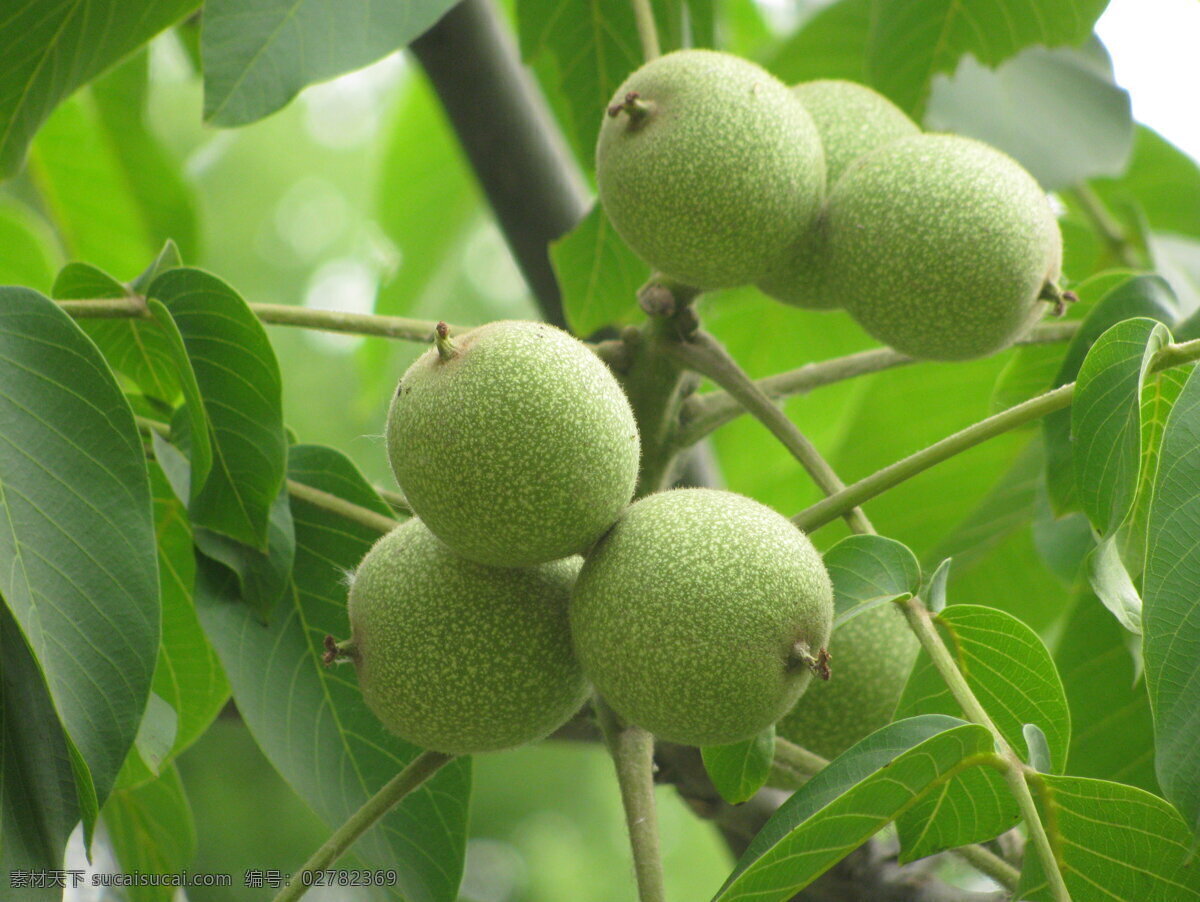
<box><xmin>386</xmin><ymin>320</ymin><xmax>639</xmax><ymax>567</ymax></box>
<box><xmin>596</xmin><ymin>49</ymin><xmax>825</xmax><ymax>290</ymax></box>
<box><xmin>342</xmin><ymin>518</ymin><xmax>587</xmax><ymax>755</ymax></box>
<box><xmin>757</xmin><ymin>80</ymin><xmax>919</xmax><ymax>310</ymax></box>
<box><xmin>775</xmin><ymin>601</ymin><xmax>919</xmax><ymax>772</ymax></box>
<box><xmin>569</xmin><ymin>488</ymin><xmax>834</xmax><ymax>746</ymax></box>
<box><xmin>827</xmin><ymin>133</ymin><xmax>1063</xmax><ymax>361</ymax></box>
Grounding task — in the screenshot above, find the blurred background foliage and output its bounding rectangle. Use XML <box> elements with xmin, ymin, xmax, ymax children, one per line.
<box><xmin>3</xmin><ymin>0</ymin><xmax>1199</xmax><ymax>898</ymax></box>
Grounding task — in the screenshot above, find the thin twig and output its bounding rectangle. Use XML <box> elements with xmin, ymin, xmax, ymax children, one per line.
<box><xmin>1065</xmin><ymin>185</ymin><xmax>1144</xmax><ymax>269</ymax></box>
<box><xmin>286</xmin><ymin>480</ymin><xmax>399</xmax><ymax>535</ymax></box>
<box><xmin>793</xmin><ymin>335</ymin><xmax>1200</xmax><ymax>532</ymax></box>
<box><xmin>596</xmin><ymin>698</ymin><xmax>666</xmax><ymax>902</ymax></box>
<box><xmin>664</xmin><ymin>329</ymin><xmax>875</xmax><ymax>535</ymax></box>
<box><xmin>951</xmin><ymin>844</ymin><xmax>1020</xmax><ymax>892</ymax></box>
<box><xmin>60</xmin><ymin>296</ymin><xmax>450</xmax><ymax>343</ymax></box>
<box><xmin>272</xmin><ymin>751</ymin><xmax>455</xmax><ymax>902</ymax></box>
<box><xmin>899</xmin><ymin>599</ymin><xmax>1070</xmax><ymax>902</ymax></box>
<box><xmin>630</xmin><ymin>0</ymin><xmax>661</xmax><ymax>60</ymax></box>
<box><xmin>677</xmin><ymin>320</ymin><xmax>1080</xmax><ymax>447</ymax></box>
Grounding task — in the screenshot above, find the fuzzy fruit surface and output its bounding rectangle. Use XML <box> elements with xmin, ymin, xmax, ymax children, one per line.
<box><xmin>596</xmin><ymin>49</ymin><xmax>824</xmax><ymax>290</ymax></box>
<box><xmin>347</xmin><ymin>518</ymin><xmax>587</xmax><ymax>755</ymax></box>
<box><xmin>776</xmin><ymin>601</ymin><xmax>919</xmax><ymax>772</ymax></box>
<box><xmin>570</xmin><ymin>488</ymin><xmax>834</xmax><ymax>746</ymax></box>
<box><xmin>757</xmin><ymin>81</ymin><xmax>918</xmax><ymax>310</ymax></box>
<box><xmin>386</xmin><ymin>320</ymin><xmax>639</xmax><ymax>567</ymax></box>
<box><xmin>829</xmin><ymin>134</ymin><xmax>1062</xmax><ymax>361</ymax></box>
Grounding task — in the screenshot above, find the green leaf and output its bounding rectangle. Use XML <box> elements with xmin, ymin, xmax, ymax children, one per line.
<box><xmin>0</xmin><ymin>289</ymin><xmax>159</xmax><ymax>843</ymax></box>
<box><xmin>925</xmin><ymin>41</ymin><xmax>1132</xmax><ymax>190</ymax></box>
<box><xmin>1016</xmin><ymin>775</ymin><xmax>1200</xmax><ymax>900</ymax></box>
<box><xmin>1143</xmin><ymin>362</ymin><xmax>1200</xmax><ymax>832</ymax></box>
<box><xmin>52</xmin><ymin>262</ymin><xmax>183</xmax><ymax>403</ymax></box>
<box><xmin>149</xmin><ymin>268</ymin><xmax>287</xmax><ymax>549</ymax></box>
<box><xmin>714</xmin><ymin>716</ymin><xmax>996</xmax><ymax>901</ymax></box>
<box><xmin>90</xmin><ymin>50</ymin><xmax>200</xmax><ymax>259</ymax></box>
<box><xmin>1086</xmin><ymin>534</ymin><xmax>1144</xmax><ymax>634</ymax></box>
<box><xmin>116</xmin><ymin>463</ymin><xmax>228</xmax><ymax>791</ymax></box>
<box><xmin>1055</xmin><ymin>594</ymin><xmax>1157</xmax><ymax>794</ymax></box>
<box><xmin>0</xmin><ymin>602</ymin><xmax>80</xmax><ymax>899</ymax></box>
<box><xmin>201</xmin><ymin>0</ymin><xmax>457</xmax><ymax>126</ymax></box>
<box><xmin>897</xmin><ymin>605</ymin><xmax>1070</xmax><ymax>773</ymax></box>
<box><xmin>702</xmin><ymin>727</ymin><xmax>775</xmax><ymax>805</ymax></box>
<box><xmin>765</xmin><ymin>0</ymin><xmax>870</xmax><ymax>85</ymax></box>
<box><xmin>103</xmin><ymin>764</ymin><xmax>196</xmax><ymax>902</ymax></box>
<box><xmin>552</xmin><ymin>203</ymin><xmax>647</xmax><ymax>337</ymax></box>
<box><xmin>822</xmin><ymin>533</ymin><xmax>920</xmax><ymax>621</ymax></box>
<box><xmin>866</xmin><ymin>0</ymin><xmax>1109</xmax><ymax>116</ymax></box>
<box><xmin>891</xmin><ymin>603</ymin><xmax>1069</xmax><ymax>859</ymax></box>
<box><xmin>193</xmin><ymin>482</ymin><xmax>296</xmax><ymax>623</ymax></box>
<box><xmin>0</xmin><ymin>197</ymin><xmax>62</xmax><ymax>291</ymax></box>
<box><xmin>0</xmin><ymin>0</ymin><xmax>196</xmax><ymax>178</ymax></box>
<box><xmin>1094</xmin><ymin>126</ymin><xmax>1200</xmax><ymax>242</ymax></box>
<box><xmin>517</xmin><ymin>0</ymin><xmax>642</xmax><ymax>166</ymax></box>
<box><xmin>195</xmin><ymin>444</ymin><xmax>470</xmax><ymax>902</ymax></box>
<box><xmin>1045</xmin><ymin>274</ymin><xmax>1178</xmax><ymax>516</ymax></box>
<box><xmin>1073</xmin><ymin>317</ymin><xmax>1173</xmax><ymax>536</ymax></box>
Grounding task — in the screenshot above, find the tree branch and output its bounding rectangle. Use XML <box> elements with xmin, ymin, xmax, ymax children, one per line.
<box><xmin>60</xmin><ymin>296</ymin><xmax>452</xmax><ymax>342</ymax></box>
<box><xmin>410</xmin><ymin>0</ymin><xmax>591</xmax><ymax>327</ymax></box>
<box><xmin>630</xmin><ymin>0</ymin><xmax>661</xmax><ymax>60</ymax></box>
<box><xmin>793</xmin><ymin>334</ymin><xmax>1200</xmax><ymax>533</ymax></box>
<box><xmin>677</xmin><ymin>320</ymin><xmax>1080</xmax><ymax>447</ymax></box>
<box><xmin>273</xmin><ymin>750</ymin><xmax>455</xmax><ymax>902</ymax></box>
<box><xmin>664</xmin><ymin>329</ymin><xmax>875</xmax><ymax>535</ymax></box>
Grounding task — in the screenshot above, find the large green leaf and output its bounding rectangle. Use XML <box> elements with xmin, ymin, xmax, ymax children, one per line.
<box><xmin>1072</xmin><ymin>317</ymin><xmax>1172</xmax><ymax>536</ymax></box>
<box><xmin>702</xmin><ymin>726</ymin><xmax>775</xmax><ymax>806</ymax></box>
<box><xmin>892</xmin><ymin>604</ymin><xmax>1068</xmax><ymax>857</ymax></box>
<box><xmin>115</xmin><ymin>463</ymin><xmax>228</xmax><ymax>793</ymax></box>
<box><xmin>201</xmin><ymin>0</ymin><xmax>457</xmax><ymax>126</ymax></box>
<box><xmin>0</xmin><ymin>197</ymin><xmax>62</xmax><ymax>291</ymax></box>
<box><xmin>925</xmin><ymin>41</ymin><xmax>1132</xmax><ymax>190</ymax></box>
<box><xmin>0</xmin><ymin>289</ymin><xmax>159</xmax><ymax>842</ymax></box>
<box><xmin>866</xmin><ymin>0</ymin><xmax>1110</xmax><ymax>116</ymax></box>
<box><xmin>1055</xmin><ymin>594</ymin><xmax>1157</xmax><ymax>793</ymax></box>
<box><xmin>1044</xmin><ymin>274</ymin><xmax>1178</xmax><ymax>516</ymax></box>
<box><xmin>1143</xmin><ymin>363</ymin><xmax>1200</xmax><ymax>832</ymax></box>
<box><xmin>195</xmin><ymin>444</ymin><xmax>470</xmax><ymax>902</ymax></box>
<box><xmin>1017</xmin><ymin>775</ymin><xmax>1200</xmax><ymax>900</ymax></box>
<box><xmin>765</xmin><ymin>0</ymin><xmax>870</xmax><ymax>85</ymax></box>
<box><xmin>52</xmin><ymin>262</ymin><xmax>183</xmax><ymax>404</ymax></box>
<box><xmin>897</xmin><ymin>605</ymin><xmax>1070</xmax><ymax>772</ymax></box>
<box><xmin>0</xmin><ymin>0</ymin><xmax>196</xmax><ymax>177</ymax></box>
<box><xmin>516</xmin><ymin>0</ymin><xmax>643</xmax><ymax>166</ymax></box>
<box><xmin>1094</xmin><ymin>126</ymin><xmax>1200</xmax><ymax>242</ymax></box>
<box><xmin>0</xmin><ymin>603</ymin><xmax>80</xmax><ymax>900</ymax></box>
<box><xmin>822</xmin><ymin>534</ymin><xmax>921</xmax><ymax>620</ymax></box>
<box><xmin>148</xmin><ymin>268</ymin><xmax>287</xmax><ymax>549</ymax></box>
<box><xmin>552</xmin><ymin>203</ymin><xmax>646</xmax><ymax>337</ymax></box>
<box><xmin>714</xmin><ymin>716</ymin><xmax>996</xmax><ymax>901</ymax></box>
<box><xmin>103</xmin><ymin>764</ymin><xmax>196</xmax><ymax>902</ymax></box>
<box><xmin>89</xmin><ymin>50</ymin><xmax>200</xmax><ymax>259</ymax></box>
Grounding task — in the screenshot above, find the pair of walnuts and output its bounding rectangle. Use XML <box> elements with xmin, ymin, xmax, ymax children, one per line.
<box><xmin>598</xmin><ymin>50</ymin><xmax>1064</xmax><ymax>361</ymax></box>
<box><xmin>340</xmin><ymin>321</ymin><xmax>834</xmax><ymax>755</ymax></box>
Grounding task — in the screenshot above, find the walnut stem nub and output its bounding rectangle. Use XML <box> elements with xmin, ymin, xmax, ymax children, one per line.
<box><xmin>323</xmin><ymin>635</ymin><xmax>357</xmax><ymax>666</ymax></box>
<box><xmin>788</xmin><ymin>642</ymin><xmax>832</xmax><ymax>680</ymax></box>
<box><xmin>607</xmin><ymin>91</ymin><xmax>654</xmax><ymax>124</ymax></box>
<box><xmin>434</xmin><ymin>321</ymin><xmax>458</xmax><ymax>361</ymax></box>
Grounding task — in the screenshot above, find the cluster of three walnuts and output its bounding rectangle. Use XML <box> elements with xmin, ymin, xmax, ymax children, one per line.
<box><xmin>336</xmin><ymin>321</ymin><xmax>834</xmax><ymax>755</ymax></box>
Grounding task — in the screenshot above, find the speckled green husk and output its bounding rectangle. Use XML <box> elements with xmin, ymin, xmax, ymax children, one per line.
<box><xmin>570</xmin><ymin>489</ymin><xmax>834</xmax><ymax>746</ymax></box>
<box><xmin>347</xmin><ymin>518</ymin><xmax>587</xmax><ymax>755</ymax></box>
<box><xmin>596</xmin><ymin>49</ymin><xmax>825</xmax><ymax>289</ymax></box>
<box><xmin>757</xmin><ymin>81</ymin><xmax>919</xmax><ymax>310</ymax></box>
<box><xmin>829</xmin><ymin>134</ymin><xmax>1062</xmax><ymax>361</ymax></box>
<box><xmin>775</xmin><ymin>601</ymin><xmax>919</xmax><ymax>774</ymax></box>
<box><xmin>386</xmin><ymin>320</ymin><xmax>639</xmax><ymax>567</ymax></box>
